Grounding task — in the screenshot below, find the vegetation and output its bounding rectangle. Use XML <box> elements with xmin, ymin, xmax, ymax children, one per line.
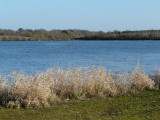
<box><xmin>0</xmin><ymin>66</ymin><xmax>160</xmax><ymax>119</ymax></box>
<box><xmin>0</xmin><ymin>90</ymin><xmax>160</xmax><ymax>120</ymax></box>
<box><xmin>0</xmin><ymin>66</ymin><xmax>156</xmax><ymax>108</ymax></box>
<box><xmin>1</xmin><ymin>29</ymin><xmax>160</xmax><ymax>41</ymax></box>
<box><xmin>81</xmin><ymin>30</ymin><xmax>160</xmax><ymax>40</ymax></box>
<box><xmin>0</xmin><ymin>28</ymin><xmax>93</xmax><ymax>41</ymax></box>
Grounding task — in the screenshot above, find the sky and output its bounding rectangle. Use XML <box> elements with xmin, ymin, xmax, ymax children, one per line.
<box><xmin>0</xmin><ymin>0</ymin><xmax>160</xmax><ymax>31</ymax></box>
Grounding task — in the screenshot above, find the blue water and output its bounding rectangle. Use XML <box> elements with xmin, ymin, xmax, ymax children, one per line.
<box><xmin>0</xmin><ymin>41</ymin><xmax>160</xmax><ymax>75</ymax></box>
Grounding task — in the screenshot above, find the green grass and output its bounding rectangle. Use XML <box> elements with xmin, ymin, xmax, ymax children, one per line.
<box><xmin>0</xmin><ymin>90</ymin><xmax>160</xmax><ymax>120</ymax></box>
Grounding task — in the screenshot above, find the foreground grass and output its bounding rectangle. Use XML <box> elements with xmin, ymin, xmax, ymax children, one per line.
<box><xmin>0</xmin><ymin>67</ymin><xmax>155</xmax><ymax>108</ymax></box>
<box><xmin>0</xmin><ymin>90</ymin><xmax>160</xmax><ymax>120</ymax></box>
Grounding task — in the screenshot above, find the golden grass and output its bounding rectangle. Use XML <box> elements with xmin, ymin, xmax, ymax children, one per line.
<box><xmin>0</xmin><ymin>66</ymin><xmax>155</xmax><ymax>108</ymax></box>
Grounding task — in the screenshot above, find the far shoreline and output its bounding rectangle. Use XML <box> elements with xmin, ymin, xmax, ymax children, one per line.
<box><xmin>1</xmin><ymin>29</ymin><xmax>160</xmax><ymax>41</ymax></box>
<box><xmin>1</xmin><ymin>39</ymin><xmax>160</xmax><ymax>42</ymax></box>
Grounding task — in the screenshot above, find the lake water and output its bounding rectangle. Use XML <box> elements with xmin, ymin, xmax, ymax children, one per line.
<box><xmin>0</xmin><ymin>40</ymin><xmax>160</xmax><ymax>75</ymax></box>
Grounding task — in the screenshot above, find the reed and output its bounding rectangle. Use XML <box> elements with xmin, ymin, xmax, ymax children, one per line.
<box><xmin>0</xmin><ymin>66</ymin><xmax>155</xmax><ymax>108</ymax></box>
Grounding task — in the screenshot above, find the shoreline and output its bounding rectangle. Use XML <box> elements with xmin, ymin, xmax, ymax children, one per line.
<box><xmin>1</xmin><ymin>29</ymin><xmax>160</xmax><ymax>41</ymax></box>
<box><xmin>1</xmin><ymin>39</ymin><xmax>160</xmax><ymax>41</ymax></box>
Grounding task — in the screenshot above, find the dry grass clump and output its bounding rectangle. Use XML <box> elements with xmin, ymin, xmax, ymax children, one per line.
<box><xmin>0</xmin><ymin>66</ymin><xmax>155</xmax><ymax>108</ymax></box>
<box><xmin>130</xmin><ymin>68</ymin><xmax>155</xmax><ymax>91</ymax></box>
<box><xmin>0</xmin><ymin>72</ymin><xmax>60</xmax><ymax>108</ymax></box>
<box><xmin>84</xmin><ymin>67</ymin><xmax>117</xmax><ymax>98</ymax></box>
<box><xmin>149</xmin><ymin>68</ymin><xmax>160</xmax><ymax>89</ymax></box>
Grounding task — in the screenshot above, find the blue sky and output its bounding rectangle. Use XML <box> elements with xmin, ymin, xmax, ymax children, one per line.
<box><xmin>0</xmin><ymin>0</ymin><xmax>160</xmax><ymax>31</ymax></box>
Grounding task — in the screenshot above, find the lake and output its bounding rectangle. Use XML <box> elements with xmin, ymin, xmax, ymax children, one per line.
<box><xmin>0</xmin><ymin>40</ymin><xmax>160</xmax><ymax>75</ymax></box>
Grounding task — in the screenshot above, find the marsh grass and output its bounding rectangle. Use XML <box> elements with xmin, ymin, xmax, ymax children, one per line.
<box><xmin>149</xmin><ymin>68</ymin><xmax>160</xmax><ymax>89</ymax></box>
<box><xmin>0</xmin><ymin>66</ymin><xmax>155</xmax><ymax>108</ymax></box>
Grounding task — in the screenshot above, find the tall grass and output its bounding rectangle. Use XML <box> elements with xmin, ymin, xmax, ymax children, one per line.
<box><xmin>0</xmin><ymin>66</ymin><xmax>155</xmax><ymax>108</ymax></box>
<box><xmin>149</xmin><ymin>68</ymin><xmax>160</xmax><ymax>89</ymax></box>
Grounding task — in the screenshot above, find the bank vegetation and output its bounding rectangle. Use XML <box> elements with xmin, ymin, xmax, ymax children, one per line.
<box><xmin>0</xmin><ymin>66</ymin><xmax>159</xmax><ymax>108</ymax></box>
<box><xmin>1</xmin><ymin>29</ymin><xmax>160</xmax><ymax>41</ymax></box>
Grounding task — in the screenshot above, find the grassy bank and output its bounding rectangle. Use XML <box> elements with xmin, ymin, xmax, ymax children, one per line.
<box><xmin>0</xmin><ymin>90</ymin><xmax>160</xmax><ymax>120</ymax></box>
<box><xmin>0</xmin><ymin>66</ymin><xmax>157</xmax><ymax>108</ymax></box>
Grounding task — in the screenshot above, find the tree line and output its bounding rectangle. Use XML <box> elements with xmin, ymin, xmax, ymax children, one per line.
<box><xmin>0</xmin><ymin>28</ymin><xmax>160</xmax><ymax>41</ymax></box>
<box><xmin>80</xmin><ymin>30</ymin><xmax>160</xmax><ymax>40</ymax></box>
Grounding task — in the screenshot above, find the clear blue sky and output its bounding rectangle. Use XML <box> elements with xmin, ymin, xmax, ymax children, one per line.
<box><xmin>0</xmin><ymin>0</ymin><xmax>160</xmax><ymax>31</ymax></box>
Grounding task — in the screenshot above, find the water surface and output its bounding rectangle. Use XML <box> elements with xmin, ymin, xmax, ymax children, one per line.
<box><xmin>0</xmin><ymin>41</ymin><xmax>160</xmax><ymax>75</ymax></box>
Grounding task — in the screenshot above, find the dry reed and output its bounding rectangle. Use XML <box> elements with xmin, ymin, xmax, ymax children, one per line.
<box><xmin>0</xmin><ymin>66</ymin><xmax>155</xmax><ymax>108</ymax></box>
